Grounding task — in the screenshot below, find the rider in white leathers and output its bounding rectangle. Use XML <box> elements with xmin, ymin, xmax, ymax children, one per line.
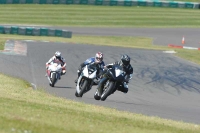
<box><xmin>45</xmin><ymin>51</ymin><xmax>66</xmax><ymax>79</ymax></box>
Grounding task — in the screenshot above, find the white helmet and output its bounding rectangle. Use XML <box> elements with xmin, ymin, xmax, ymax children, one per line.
<box><xmin>95</xmin><ymin>52</ymin><xmax>103</xmax><ymax>63</ymax></box>
<box><xmin>55</xmin><ymin>51</ymin><xmax>61</xmax><ymax>59</ymax></box>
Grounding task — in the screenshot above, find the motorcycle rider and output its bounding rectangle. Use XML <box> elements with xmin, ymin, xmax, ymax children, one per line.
<box><xmin>98</xmin><ymin>54</ymin><xmax>133</xmax><ymax>94</ymax></box>
<box><xmin>74</xmin><ymin>52</ymin><xmax>105</xmax><ymax>83</ymax></box>
<box><xmin>45</xmin><ymin>51</ymin><xmax>66</xmax><ymax>79</ymax></box>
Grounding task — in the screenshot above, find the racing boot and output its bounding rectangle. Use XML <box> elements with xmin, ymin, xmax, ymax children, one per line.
<box><xmin>74</xmin><ymin>78</ymin><xmax>78</xmax><ymax>83</ymax></box>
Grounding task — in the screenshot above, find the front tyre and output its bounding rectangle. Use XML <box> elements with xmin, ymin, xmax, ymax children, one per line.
<box><xmin>75</xmin><ymin>91</ymin><xmax>79</xmax><ymax>97</ymax></box>
<box><xmin>101</xmin><ymin>81</ymin><xmax>115</xmax><ymax>101</ymax></box>
<box><xmin>77</xmin><ymin>79</ymin><xmax>88</xmax><ymax>97</ymax></box>
<box><xmin>51</xmin><ymin>73</ymin><xmax>57</xmax><ymax>87</ymax></box>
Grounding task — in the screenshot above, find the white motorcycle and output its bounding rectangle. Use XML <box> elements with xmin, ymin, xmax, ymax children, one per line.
<box><xmin>75</xmin><ymin>63</ymin><xmax>98</xmax><ymax>97</ymax></box>
<box><xmin>46</xmin><ymin>62</ymin><xmax>62</xmax><ymax>87</ymax></box>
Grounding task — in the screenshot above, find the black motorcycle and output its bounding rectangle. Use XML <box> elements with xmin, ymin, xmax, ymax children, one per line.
<box><xmin>94</xmin><ymin>64</ymin><xmax>126</xmax><ymax>101</ymax></box>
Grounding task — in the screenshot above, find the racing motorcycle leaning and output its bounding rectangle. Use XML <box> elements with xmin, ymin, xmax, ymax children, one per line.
<box><xmin>94</xmin><ymin>64</ymin><xmax>126</xmax><ymax>101</ymax></box>
<box><xmin>46</xmin><ymin>62</ymin><xmax>62</xmax><ymax>87</ymax></box>
<box><xmin>75</xmin><ymin>63</ymin><xmax>99</xmax><ymax>97</ymax></box>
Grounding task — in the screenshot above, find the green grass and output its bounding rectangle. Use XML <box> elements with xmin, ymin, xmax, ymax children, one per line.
<box><xmin>0</xmin><ymin>73</ymin><xmax>200</xmax><ymax>133</ymax></box>
<box><xmin>0</xmin><ymin>5</ymin><xmax>200</xmax><ymax>27</ymax></box>
<box><xmin>175</xmin><ymin>49</ymin><xmax>200</xmax><ymax>64</ymax></box>
<box><xmin>0</xmin><ymin>34</ymin><xmax>169</xmax><ymax>50</ymax></box>
<box><xmin>0</xmin><ymin>39</ymin><xmax>5</xmax><ymax>50</ymax></box>
<box><xmin>175</xmin><ymin>0</ymin><xmax>199</xmax><ymax>2</ymax></box>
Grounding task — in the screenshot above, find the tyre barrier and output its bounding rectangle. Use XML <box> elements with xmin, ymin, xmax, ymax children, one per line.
<box><xmin>0</xmin><ymin>26</ymin><xmax>72</xmax><ymax>38</ymax></box>
<box><xmin>0</xmin><ymin>0</ymin><xmax>199</xmax><ymax>9</ymax></box>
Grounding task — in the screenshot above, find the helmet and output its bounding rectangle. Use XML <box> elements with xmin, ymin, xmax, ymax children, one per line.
<box><xmin>55</xmin><ymin>51</ymin><xmax>61</xmax><ymax>59</ymax></box>
<box><xmin>121</xmin><ymin>54</ymin><xmax>130</xmax><ymax>67</ymax></box>
<box><xmin>95</xmin><ymin>52</ymin><xmax>103</xmax><ymax>63</ymax></box>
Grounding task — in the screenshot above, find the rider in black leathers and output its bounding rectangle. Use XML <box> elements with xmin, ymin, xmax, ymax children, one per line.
<box><xmin>98</xmin><ymin>54</ymin><xmax>133</xmax><ymax>94</ymax></box>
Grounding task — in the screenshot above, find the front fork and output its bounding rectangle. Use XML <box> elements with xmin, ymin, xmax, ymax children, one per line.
<box><xmin>47</xmin><ymin>75</ymin><xmax>52</xmax><ymax>84</ymax></box>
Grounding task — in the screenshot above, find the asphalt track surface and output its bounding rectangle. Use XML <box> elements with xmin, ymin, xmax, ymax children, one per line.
<box><xmin>1</xmin><ymin>27</ymin><xmax>200</xmax><ymax>124</ymax></box>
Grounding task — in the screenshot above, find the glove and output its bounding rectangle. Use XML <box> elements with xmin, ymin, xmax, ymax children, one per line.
<box><xmin>124</xmin><ymin>78</ymin><xmax>129</xmax><ymax>83</ymax></box>
<box><xmin>103</xmin><ymin>66</ymin><xmax>108</xmax><ymax>70</ymax></box>
<box><xmin>125</xmin><ymin>81</ymin><xmax>129</xmax><ymax>84</ymax></box>
<box><xmin>46</xmin><ymin>64</ymin><xmax>49</xmax><ymax>69</ymax></box>
<box><xmin>61</xmin><ymin>70</ymin><xmax>66</xmax><ymax>75</ymax></box>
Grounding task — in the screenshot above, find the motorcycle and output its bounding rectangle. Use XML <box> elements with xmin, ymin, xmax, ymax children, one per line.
<box><xmin>94</xmin><ymin>64</ymin><xmax>126</xmax><ymax>101</ymax></box>
<box><xmin>75</xmin><ymin>63</ymin><xmax>98</xmax><ymax>97</ymax></box>
<box><xmin>46</xmin><ymin>62</ymin><xmax>62</xmax><ymax>87</ymax></box>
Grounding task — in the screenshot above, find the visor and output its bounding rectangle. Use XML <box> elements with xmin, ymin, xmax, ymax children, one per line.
<box><xmin>96</xmin><ymin>57</ymin><xmax>103</xmax><ymax>62</ymax></box>
<box><xmin>122</xmin><ymin>60</ymin><xmax>129</xmax><ymax>66</ymax></box>
<box><xmin>56</xmin><ymin>56</ymin><xmax>61</xmax><ymax>60</ymax></box>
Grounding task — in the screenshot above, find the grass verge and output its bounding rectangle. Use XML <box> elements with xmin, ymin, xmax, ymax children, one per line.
<box><xmin>0</xmin><ymin>39</ymin><xmax>5</xmax><ymax>50</ymax></box>
<box><xmin>0</xmin><ymin>34</ymin><xmax>169</xmax><ymax>50</ymax></box>
<box><xmin>175</xmin><ymin>49</ymin><xmax>200</xmax><ymax>64</ymax></box>
<box><xmin>0</xmin><ymin>73</ymin><xmax>200</xmax><ymax>133</ymax></box>
<box><xmin>175</xmin><ymin>0</ymin><xmax>199</xmax><ymax>2</ymax></box>
<box><xmin>0</xmin><ymin>5</ymin><xmax>200</xmax><ymax>27</ymax></box>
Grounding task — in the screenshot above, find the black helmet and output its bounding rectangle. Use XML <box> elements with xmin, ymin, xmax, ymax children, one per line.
<box><xmin>121</xmin><ymin>54</ymin><xmax>130</xmax><ymax>67</ymax></box>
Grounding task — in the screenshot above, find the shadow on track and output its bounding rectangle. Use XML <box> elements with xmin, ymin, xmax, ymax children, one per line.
<box><xmin>54</xmin><ymin>86</ymin><xmax>73</xmax><ymax>89</ymax></box>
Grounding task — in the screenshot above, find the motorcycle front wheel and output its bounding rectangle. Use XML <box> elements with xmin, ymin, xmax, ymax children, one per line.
<box><xmin>100</xmin><ymin>81</ymin><xmax>115</xmax><ymax>101</ymax></box>
<box><xmin>51</xmin><ymin>73</ymin><xmax>57</xmax><ymax>87</ymax></box>
<box><xmin>76</xmin><ymin>78</ymin><xmax>88</xmax><ymax>97</ymax></box>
